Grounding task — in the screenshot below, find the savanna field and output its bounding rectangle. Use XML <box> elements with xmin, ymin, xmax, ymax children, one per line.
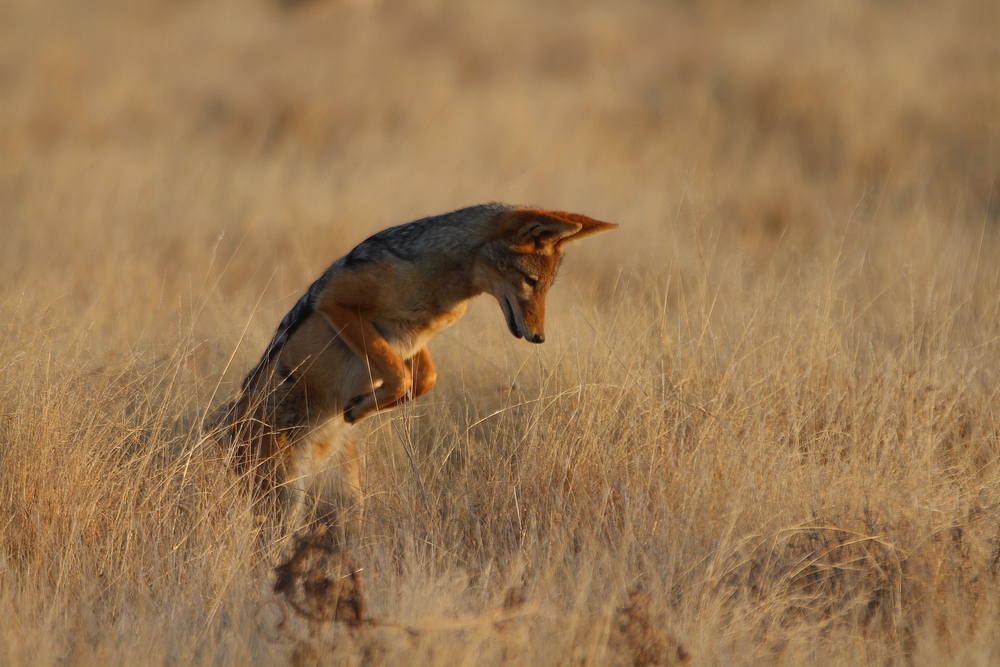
<box><xmin>2</xmin><ymin>0</ymin><xmax>1000</xmax><ymax>664</ymax></box>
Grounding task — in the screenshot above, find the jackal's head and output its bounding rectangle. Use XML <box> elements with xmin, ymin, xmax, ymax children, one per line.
<box><xmin>477</xmin><ymin>208</ymin><xmax>617</xmax><ymax>344</ymax></box>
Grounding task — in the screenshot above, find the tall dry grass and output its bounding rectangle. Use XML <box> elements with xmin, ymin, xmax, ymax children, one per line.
<box><xmin>2</xmin><ymin>0</ymin><xmax>999</xmax><ymax>664</ymax></box>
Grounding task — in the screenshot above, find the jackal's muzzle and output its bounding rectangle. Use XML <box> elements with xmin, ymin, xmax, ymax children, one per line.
<box><xmin>502</xmin><ymin>296</ymin><xmax>544</xmax><ymax>344</ymax></box>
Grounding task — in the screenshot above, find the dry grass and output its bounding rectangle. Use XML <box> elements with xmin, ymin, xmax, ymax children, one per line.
<box><xmin>2</xmin><ymin>0</ymin><xmax>1000</xmax><ymax>664</ymax></box>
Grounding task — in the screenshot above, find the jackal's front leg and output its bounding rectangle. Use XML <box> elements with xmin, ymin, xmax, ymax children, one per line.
<box><xmin>318</xmin><ymin>302</ymin><xmax>411</xmax><ymax>423</ymax></box>
<box><xmin>343</xmin><ymin>347</ymin><xmax>437</xmax><ymax>421</ymax></box>
<box><xmin>382</xmin><ymin>346</ymin><xmax>437</xmax><ymax>411</ymax></box>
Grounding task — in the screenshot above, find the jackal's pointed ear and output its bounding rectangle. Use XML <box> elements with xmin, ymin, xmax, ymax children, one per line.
<box><xmin>515</xmin><ymin>220</ymin><xmax>582</xmax><ymax>247</ymax></box>
<box><xmin>553</xmin><ymin>212</ymin><xmax>619</xmax><ymax>244</ymax></box>
<box><xmin>502</xmin><ymin>209</ymin><xmax>617</xmax><ymax>250</ymax></box>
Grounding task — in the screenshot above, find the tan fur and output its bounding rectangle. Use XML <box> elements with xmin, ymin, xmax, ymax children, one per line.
<box><xmin>206</xmin><ymin>203</ymin><xmax>616</xmax><ymax>541</ymax></box>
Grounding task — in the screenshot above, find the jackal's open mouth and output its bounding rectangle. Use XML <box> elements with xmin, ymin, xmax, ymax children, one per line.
<box><xmin>503</xmin><ymin>296</ymin><xmax>522</xmax><ymax>339</ymax></box>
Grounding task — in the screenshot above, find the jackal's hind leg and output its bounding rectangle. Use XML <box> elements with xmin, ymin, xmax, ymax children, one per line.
<box><xmin>304</xmin><ymin>432</ymin><xmax>364</xmax><ymax>549</ymax></box>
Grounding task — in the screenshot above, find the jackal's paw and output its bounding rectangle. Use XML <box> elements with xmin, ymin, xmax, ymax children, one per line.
<box><xmin>343</xmin><ymin>395</ymin><xmax>366</xmax><ymax>423</ymax></box>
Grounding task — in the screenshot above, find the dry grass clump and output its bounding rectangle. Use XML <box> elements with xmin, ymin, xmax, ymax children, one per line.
<box><xmin>274</xmin><ymin>526</ymin><xmax>367</xmax><ymax>627</ymax></box>
<box><xmin>609</xmin><ymin>588</ymin><xmax>690</xmax><ymax>667</ymax></box>
<box><xmin>2</xmin><ymin>0</ymin><xmax>1000</xmax><ymax>664</ymax></box>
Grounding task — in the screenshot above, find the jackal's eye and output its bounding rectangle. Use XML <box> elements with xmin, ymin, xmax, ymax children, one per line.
<box><xmin>522</xmin><ymin>273</ymin><xmax>539</xmax><ymax>289</ymax></box>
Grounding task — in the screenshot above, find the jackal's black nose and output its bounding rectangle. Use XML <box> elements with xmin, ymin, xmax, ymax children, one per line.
<box><xmin>530</xmin><ymin>333</ymin><xmax>545</xmax><ymax>344</ymax></box>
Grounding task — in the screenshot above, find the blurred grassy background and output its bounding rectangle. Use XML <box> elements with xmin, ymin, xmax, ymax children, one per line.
<box><xmin>1</xmin><ymin>0</ymin><xmax>999</xmax><ymax>664</ymax></box>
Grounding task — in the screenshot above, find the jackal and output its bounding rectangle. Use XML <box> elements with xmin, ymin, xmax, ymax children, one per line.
<box><xmin>206</xmin><ymin>203</ymin><xmax>616</xmax><ymax>541</ymax></box>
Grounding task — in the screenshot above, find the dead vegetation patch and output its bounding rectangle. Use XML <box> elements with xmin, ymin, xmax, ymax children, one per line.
<box><xmin>273</xmin><ymin>525</ymin><xmax>367</xmax><ymax>627</ymax></box>
<box><xmin>608</xmin><ymin>588</ymin><xmax>691</xmax><ymax>667</ymax></box>
<box><xmin>270</xmin><ymin>525</ymin><xmax>422</xmax><ymax>666</ymax></box>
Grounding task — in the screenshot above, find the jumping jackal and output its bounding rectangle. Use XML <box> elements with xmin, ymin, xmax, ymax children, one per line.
<box><xmin>206</xmin><ymin>203</ymin><xmax>617</xmax><ymax>540</ymax></box>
